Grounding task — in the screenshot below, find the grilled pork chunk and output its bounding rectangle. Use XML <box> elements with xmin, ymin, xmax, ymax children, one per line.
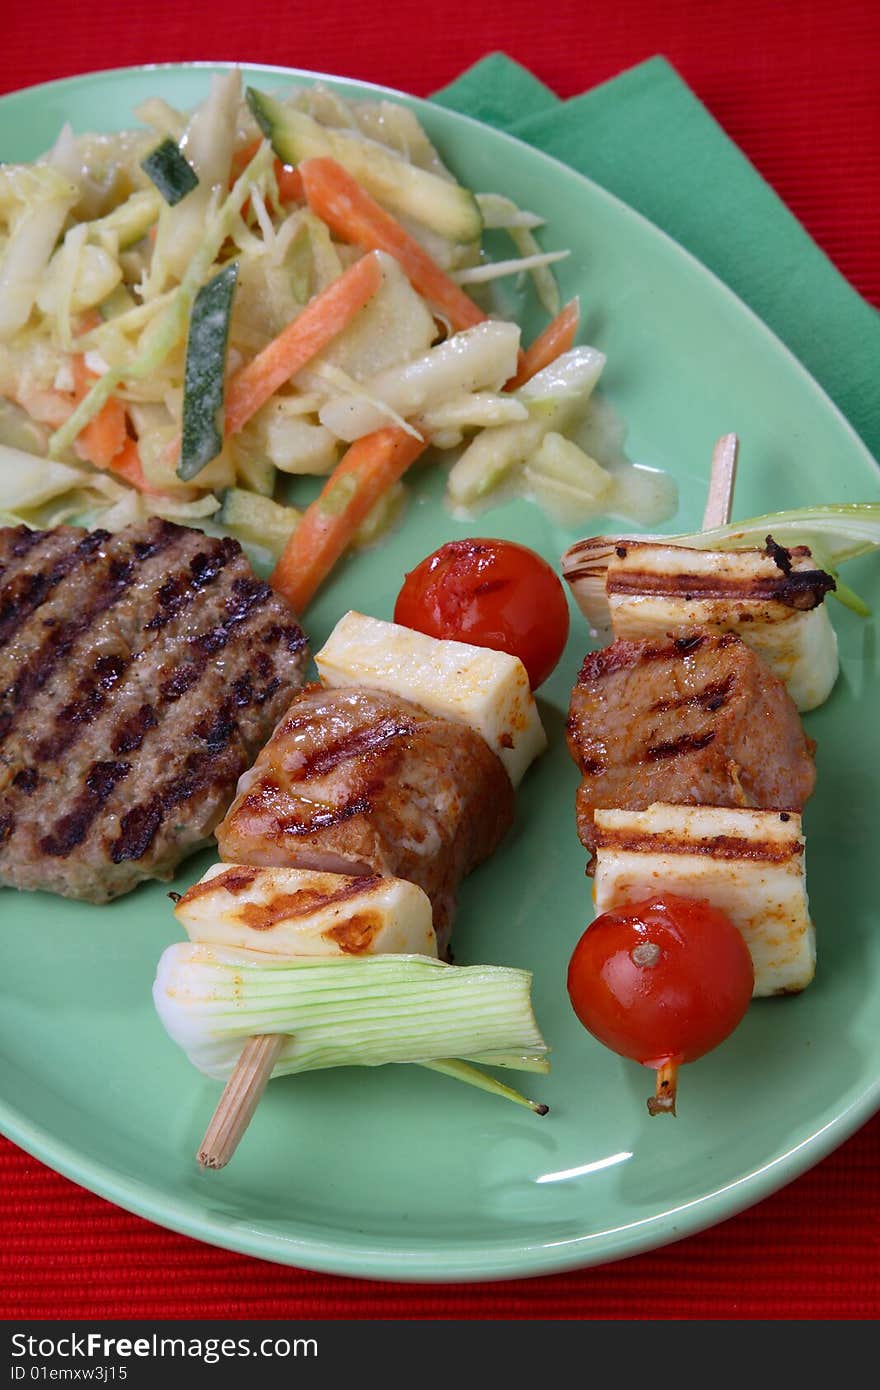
<box><xmin>0</xmin><ymin>520</ymin><xmax>308</xmax><ymax>901</ymax></box>
<box><xmin>216</xmin><ymin>684</ymin><xmax>515</xmax><ymax>956</ymax></box>
<box><xmin>566</xmin><ymin>629</ymin><xmax>816</xmax><ymax>860</ymax></box>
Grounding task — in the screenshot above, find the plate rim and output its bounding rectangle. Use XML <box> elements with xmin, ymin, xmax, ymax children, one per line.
<box><xmin>2</xmin><ymin>1059</ymin><xmax>877</xmax><ymax>1282</ymax></box>
<box><xmin>0</xmin><ymin>59</ymin><xmax>878</xmax><ymax>1283</ymax></box>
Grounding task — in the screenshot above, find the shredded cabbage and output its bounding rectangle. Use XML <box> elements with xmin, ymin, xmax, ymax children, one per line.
<box><xmin>0</xmin><ymin>71</ymin><xmax>644</xmax><ymax>544</ymax></box>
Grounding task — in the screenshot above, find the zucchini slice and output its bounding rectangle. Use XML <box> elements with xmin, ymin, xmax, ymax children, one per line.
<box><xmin>179</xmin><ymin>261</ymin><xmax>238</xmax><ymax>481</ymax></box>
<box><xmin>247</xmin><ymin>88</ymin><xmax>482</xmax><ymax>243</ymax></box>
<box><xmin>141</xmin><ymin>137</ymin><xmax>199</xmax><ymax>207</ymax></box>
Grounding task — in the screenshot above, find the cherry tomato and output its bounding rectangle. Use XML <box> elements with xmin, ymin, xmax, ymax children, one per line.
<box><xmin>567</xmin><ymin>893</ymin><xmax>754</xmax><ymax>1114</ymax></box>
<box><xmin>393</xmin><ymin>538</ymin><xmax>570</xmax><ymax>689</ymax></box>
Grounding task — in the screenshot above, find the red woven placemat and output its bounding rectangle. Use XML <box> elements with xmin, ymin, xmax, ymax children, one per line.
<box><xmin>3</xmin><ymin>1118</ymin><xmax>879</xmax><ymax>1318</ymax></box>
<box><xmin>1</xmin><ymin>0</ymin><xmax>878</xmax><ymax>1320</ymax></box>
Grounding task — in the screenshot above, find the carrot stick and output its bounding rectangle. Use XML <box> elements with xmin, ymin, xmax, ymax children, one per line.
<box><xmin>68</xmin><ymin>355</ymin><xmax>163</xmax><ymax>495</ymax></box>
<box><xmin>275</xmin><ymin>164</ymin><xmax>305</xmax><ymax>205</ymax></box>
<box><xmin>271</xmin><ymin>426</ymin><xmax>427</xmax><ymax>614</ymax></box>
<box><xmin>108</xmin><ymin>438</ymin><xmax>161</xmax><ymax>495</ymax></box>
<box><xmin>224</xmin><ymin>249</ymin><xmax>383</xmax><ymax>436</ymax></box>
<box><xmin>230</xmin><ymin>138</ymin><xmax>262</xmax><ymax>180</ymax></box>
<box><xmin>506</xmin><ymin>297</ymin><xmax>580</xmax><ymax>390</ymax></box>
<box><xmin>231</xmin><ymin>140</ymin><xmax>304</xmax><ymax>204</ymax></box>
<box><xmin>299</xmin><ymin>157</ymin><xmax>486</xmax><ymax>334</ymax></box>
<box><xmin>71</xmin><ymin>356</ymin><xmax>128</xmax><ymax>469</ymax></box>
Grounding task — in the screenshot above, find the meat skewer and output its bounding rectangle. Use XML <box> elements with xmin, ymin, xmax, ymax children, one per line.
<box><xmin>566</xmin><ymin>432</ymin><xmax>817</xmax><ymax>872</ymax></box>
<box><xmin>191</xmin><ymin>614</ymin><xmax>546</xmax><ymax>1168</ymax></box>
<box><xmin>563</xmin><ymin>434</ymin><xmax>819</xmax><ymax>1113</ymax></box>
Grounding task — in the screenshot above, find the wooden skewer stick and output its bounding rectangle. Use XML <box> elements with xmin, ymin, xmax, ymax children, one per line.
<box><xmin>647</xmin><ymin>1059</ymin><xmax>679</xmax><ymax>1116</ymax></box>
<box><xmin>639</xmin><ymin>435</ymin><xmax>739</xmax><ymax>1121</ymax></box>
<box><xmin>198</xmin><ymin>1033</ymin><xmax>285</xmax><ymax>1170</ymax></box>
<box><xmin>702</xmin><ymin>432</ymin><xmax>739</xmax><ymax>530</ymax></box>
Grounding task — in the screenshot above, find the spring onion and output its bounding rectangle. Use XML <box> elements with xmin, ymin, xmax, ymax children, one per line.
<box><xmin>154</xmin><ymin>943</ymin><xmax>549</xmax><ymax>1083</ymax></box>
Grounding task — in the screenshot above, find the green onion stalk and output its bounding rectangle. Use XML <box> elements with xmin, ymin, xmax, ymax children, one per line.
<box><xmin>155</xmin><ymin>944</ymin><xmax>551</xmax><ymax>1115</ymax></box>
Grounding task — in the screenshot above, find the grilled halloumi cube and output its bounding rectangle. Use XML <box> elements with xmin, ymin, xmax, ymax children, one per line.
<box><xmin>314</xmin><ymin>610</ymin><xmax>547</xmax><ymax>786</ymax></box>
<box><xmin>174</xmin><ymin>862</ymin><xmax>437</xmax><ymax>958</ymax></box>
<box><xmin>592</xmin><ymin>803</ymin><xmax>815</xmax><ymax>997</ymax></box>
<box><xmin>562</xmin><ymin>537</ymin><xmax>838</xmax><ymax>711</ymax></box>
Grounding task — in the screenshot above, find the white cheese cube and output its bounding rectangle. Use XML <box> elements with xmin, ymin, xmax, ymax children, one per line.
<box><xmin>314</xmin><ymin>610</ymin><xmax>547</xmax><ymax>786</ymax></box>
<box><xmin>592</xmin><ymin>803</ymin><xmax>815</xmax><ymax>997</ymax></box>
<box><xmin>174</xmin><ymin>862</ymin><xmax>437</xmax><ymax>958</ymax></box>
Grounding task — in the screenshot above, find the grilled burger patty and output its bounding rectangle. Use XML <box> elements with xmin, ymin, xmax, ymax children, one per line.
<box><xmin>216</xmin><ymin>683</ymin><xmax>515</xmax><ymax>957</ymax></box>
<box><xmin>567</xmin><ymin>629</ymin><xmax>816</xmax><ymax>859</ymax></box>
<box><xmin>0</xmin><ymin>519</ymin><xmax>308</xmax><ymax>901</ymax></box>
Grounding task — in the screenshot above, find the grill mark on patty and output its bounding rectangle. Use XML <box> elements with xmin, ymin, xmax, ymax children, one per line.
<box><xmin>259</xmin><ymin>621</ymin><xmax>310</xmax><ymax>656</ymax></box>
<box><xmin>0</xmin><ymin>526</ymin><xmax>56</xmax><ymax>589</ymax></box>
<box><xmin>644</xmin><ymin>730</ymin><xmax>717</xmax><ymax>761</ymax></box>
<box><xmin>40</xmin><ymin>759</ymin><xmax>132</xmax><ymax>856</ymax></box>
<box><xmin>593</xmin><ymin>827</ymin><xmax>803</xmax><ymax>862</ymax></box>
<box><xmin>4</xmin><ymin>525</ymin><xmax>47</xmax><ymax>562</ymax></box>
<box><xmin>0</xmin><ymin>526</ymin><xmax>178</xmax><ymax>748</ymax></box>
<box><xmin>0</xmin><ymin>530</ymin><xmax>108</xmax><ymax>651</ymax></box>
<box><xmin>107</xmin><ymin>606</ymin><xmax>294</xmax><ymax>864</ymax></box>
<box><xmin>109</xmin><ymin>716</ymin><xmax>246</xmax><ymax>864</ymax></box>
<box><xmin>159</xmin><ymin>664</ymin><xmax>199</xmax><ymax>701</ymax></box>
<box><xmin>34</xmin><ymin>652</ymin><xmax>129</xmax><ymax>762</ymax></box>
<box><xmin>197</xmin><ymin>577</ymin><xmax>272</xmax><ymax>650</ymax></box>
<box><xmin>143</xmin><ymin>537</ymin><xmax>240</xmax><ymax>632</ymax></box>
<box><xmin>110</xmin><ymin>736</ymin><xmax>238</xmax><ymax>860</ymax></box>
<box><xmin>111</xmin><ymin>703</ymin><xmax>158</xmax><ymax>755</ymax></box>
<box><xmin>294</xmin><ymin>716</ymin><xmax>417</xmax><ymax>782</ymax></box>
<box><xmin>141</xmin><ymin>586</ymin><xmax>290</xmax><ymax>722</ymax></box>
<box><xmin>30</xmin><ymin>574</ymin><xmax>291</xmax><ymax>821</ymax></box>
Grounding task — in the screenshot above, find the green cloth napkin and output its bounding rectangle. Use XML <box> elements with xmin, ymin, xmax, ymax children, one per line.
<box><xmin>433</xmin><ymin>53</ymin><xmax>880</xmax><ymax>465</ymax></box>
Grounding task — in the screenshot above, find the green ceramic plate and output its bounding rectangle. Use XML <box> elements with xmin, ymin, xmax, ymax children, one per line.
<box><xmin>1</xmin><ymin>63</ymin><xmax>878</xmax><ymax>1283</ymax></box>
